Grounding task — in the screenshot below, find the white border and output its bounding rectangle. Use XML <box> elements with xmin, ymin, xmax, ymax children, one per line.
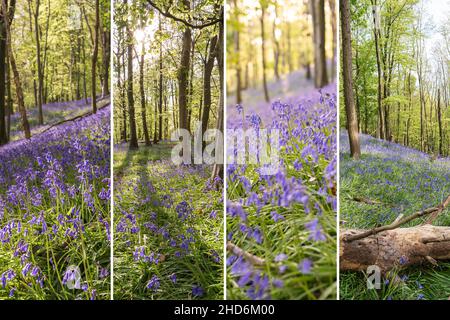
<box><xmin>222</xmin><ymin>2</ymin><xmax>228</xmax><ymax>301</ymax></box>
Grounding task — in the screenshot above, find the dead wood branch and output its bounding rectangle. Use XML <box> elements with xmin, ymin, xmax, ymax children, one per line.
<box><xmin>340</xmin><ymin>225</ymin><xmax>450</xmax><ymax>272</ymax></box>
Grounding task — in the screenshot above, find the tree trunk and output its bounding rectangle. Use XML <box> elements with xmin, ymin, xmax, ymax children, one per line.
<box><xmin>260</xmin><ymin>3</ymin><xmax>270</xmax><ymax>103</ymax></box>
<box><xmin>158</xmin><ymin>14</ymin><xmax>163</xmax><ymax>141</ymax></box>
<box><xmin>211</xmin><ymin>12</ymin><xmax>224</xmax><ymax>180</ymax></box>
<box><xmin>340</xmin><ymin>225</ymin><xmax>450</xmax><ymax>272</ymax></box>
<box><xmin>126</xmin><ymin>0</ymin><xmax>138</xmax><ymax>149</ymax></box>
<box><xmin>202</xmin><ymin>35</ymin><xmax>218</xmax><ymax>137</ymax></box>
<box><xmin>102</xmin><ymin>29</ymin><xmax>110</xmax><ymax>97</ymax></box>
<box><xmin>233</xmin><ymin>0</ymin><xmax>242</xmax><ymax>104</ymax></box>
<box><xmin>310</xmin><ymin>0</ymin><xmax>328</xmax><ymax>88</ymax></box>
<box><xmin>0</xmin><ymin>6</ymin><xmax>7</xmax><ymax>145</ymax></box>
<box><xmin>139</xmin><ymin>38</ymin><xmax>150</xmax><ymax>146</ymax></box>
<box><xmin>177</xmin><ymin>0</ymin><xmax>191</xmax><ymax>131</ymax></box>
<box><xmin>372</xmin><ymin>0</ymin><xmax>385</xmax><ymax>139</ymax></box>
<box><xmin>329</xmin><ymin>0</ymin><xmax>336</xmax><ymax>80</ymax></box>
<box><xmin>2</xmin><ymin>0</ymin><xmax>31</xmax><ymax>139</ymax></box>
<box><xmin>272</xmin><ymin>3</ymin><xmax>280</xmax><ymax>80</ymax></box>
<box><xmin>6</xmin><ymin>48</ymin><xmax>11</xmax><ymax>141</ymax></box>
<box><xmin>437</xmin><ymin>88</ymin><xmax>443</xmax><ymax>156</ymax></box>
<box><xmin>34</xmin><ymin>0</ymin><xmax>44</xmax><ymax>125</ymax></box>
<box><xmin>340</xmin><ymin>0</ymin><xmax>360</xmax><ymax>159</ymax></box>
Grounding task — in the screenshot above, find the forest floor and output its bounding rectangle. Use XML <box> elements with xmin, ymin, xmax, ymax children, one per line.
<box><xmin>113</xmin><ymin>142</ymin><xmax>223</xmax><ymax>299</ymax></box>
<box><xmin>0</xmin><ymin>103</ymin><xmax>110</xmax><ymax>300</ymax></box>
<box><xmin>340</xmin><ymin>130</ymin><xmax>450</xmax><ymax>300</ymax></box>
<box><xmin>227</xmin><ymin>69</ymin><xmax>336</xmax><ymax>124</ymax></box>
<box><xmin>226</xmin><ymin>71</ymin><xmax>337</xmax><ymax>299</ymax></box>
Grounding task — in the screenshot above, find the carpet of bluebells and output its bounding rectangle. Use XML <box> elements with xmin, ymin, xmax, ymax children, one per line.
<box><xmin>340</xmin><ymin>131</ymin><xmax>450</xmax><ymax>300</ymax></box>
<box><xmin>0</xmin><ymin>105</ymin><xmax>111</xmax><ymax>300</ymax></box>
<box><xmin>226</xmin><ymin>86</ymin><xmax>337</xmax><ymax>300</ymax></box>
<box><xmin>113</xmin><ymin>143</ymin><xmax>223</xmax><ymax>299</ymax></box>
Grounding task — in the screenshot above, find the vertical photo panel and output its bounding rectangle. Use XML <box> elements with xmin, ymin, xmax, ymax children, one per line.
<box><xmin>0</xmin><ymin>0</ymin><xmax>111</xmax><ymax>299</ymax></box>
<box><xmin>339</xmin><ymin>0</ymin><xmax>450</xmax><ymax>300</ymax></box>
<box><xmin>226</xmin><ymin>0</ymin><xmax>338</xmax><ymax>300</ymax></box>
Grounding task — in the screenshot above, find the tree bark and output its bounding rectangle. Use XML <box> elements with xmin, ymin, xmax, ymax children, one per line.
<box><xmin>340</xmin><ymin>0</ymin><xmax>360</xmax><ymax>159</ymax></box>
<box><xmin>328</xmin><ymin>0</ymin><xmax>336</xmax><ymax>80</ymax></box>
<box><xmin>233</xmin><ymin>0</ymin><xmax>241</xmax><ymax>104</ymax></box>
<box><xmin>201</xmin><ymin>35</ymin><xmax>217</xmax><ymax>137</ymax></box>
<box><xmin>177</xmin><ymin>0</ymin><xmax>191</xmax><ymax>131</ymax></box>
<box><xmin>139</xmin><ymin>36</ymin><xmax>150</xmax><ymax>146</ymax></box>
<box><xmin>0</xmin><ymin>3</ymin><xmax>7</xmax><ymax>145</ymax></box>
<box><xmin>310</xmin><ymin>0</ymin><xmax>328</xmax><ymax>88</ymax></box>
<box><xmin>211</xmin><ymin>11</ymin><xmax>224</xmax><ymax>180</ymax></box>
<box><xmin>272</xmin><ymin>3</ymin><xmax>280</xmax><ymax>80</ymax></box>
<box><xmin>91</xmin><ymin>0</ymin><xmax>99</xmax><ymax>113</ymax></box>
<box><xmin>437</xmin><ymin>88</ymin><xmax>443</xmax><ymax>156</ymax></box>
<box><xmin>158</xmin><ymin>14</ymin><xmax>163</xmax><ymax>141</ymax></box>
<box><xmin>372</xmin><ymin>0</ymin><xmax>385</xmax><ymax>140</ymax></box>
<box><xmin>34</xmin><ymin>0</ymin><xmax>44</xmax><ymax>125</ymax></box>
<box><xmin>2</xmin><ymin>0</ymin><xmax>31</xmax><ymax>139</ymax></box>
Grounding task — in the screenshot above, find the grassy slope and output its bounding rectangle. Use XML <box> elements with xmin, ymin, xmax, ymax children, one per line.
<box><xmin>340</xmin><ymin>131</ymin><xmax>450</xmax><ymax>300</ymax></box>
<box><xmin>113</xmin><ymin>143</ymin><xmax>223</xmax><ymax>299</ymax></box>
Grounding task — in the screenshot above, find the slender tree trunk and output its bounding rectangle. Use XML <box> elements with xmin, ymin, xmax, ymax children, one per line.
<box><xmin>91</xmin><ymin>0</ymin><xmax>99</xmax><ymax>113</ymax></box>
<box><xmin>2</xmin><ymin>0</ymin><xmax>31</xmax><ymax>139</ymax></box>
<box><xmin>177</xmin><ymin>0</ymin><xmax>191</xmax><ymax>131</ymax></box>
<box><xmin>310</xmin><ymin>0</ymin><xmax>328</xmax><ymax>88</ymax></box>
<box><xmin>121</xmin><ymin>50</ymin><xmax>127</xmax><ymax>142</ymax></box>
<box><xmin>34</xmin><ymin>0</ymin><xmax>44</xmax><ymax>125</ymax></box>
<box><xmin>6</xmin><ymin>48</ymin><xmax>11</xmax><ymax>141</ymax></box>
<box><xmin>202</xmin><ymin>35</ymin><xmax>218</xmax><ymax>137</ymax></box>
<box><xmin>0</xmin><ymin>7</ymin><xmax>7</xmax><ymax>145</ymax></box>
<box><xmin>329</xmin><ymin>0</ymin><xmax>336</xmax><ymax>80</ymax></box>
<box><xmin>126</xmin><ymin>0</ymin><xmax>138</xmax><ymax>149</ymax></box>
<box><xmin>102</xmin><ymin>28</ymin><xmax>110</xmax><ymax>97</ymax></box>
<box><xmin>211</xmin><ymin>12</ymin><xmax>224</xmax><ymax>180</ymax></box>
<box><xmin>139</xmin><ymin>39</ymin><xmax>150</xmax><ymax>146</ymax></box>
<box><xmin>340</xmin><ymin>0</ymin><xmax>360</xmax><ymax>159</ymax></box>
<box><xmin>158</xmin><ymin>14</ymin><xmax>163</xmax><ymax>141</ymax></box>
<box><xmin>372</xmin><ymin>0</ymin><xmax>385</xmax><ymax>139</ymax></box>
<box><xmin>233</xmin><ymin>0</ymin><xmax>242</xmax><ymax>104</ymax></box>
<box><xmin>272</xmin><ymin>3</ymin><xmax>280</xmax><ymax>80</ymax></box>
<box><xmin>437</xmin><ymin>88</ymin><xmax>443</xmax><ymax>156</ymax></box>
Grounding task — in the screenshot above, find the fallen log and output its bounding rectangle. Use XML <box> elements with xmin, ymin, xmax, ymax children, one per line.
<box><xmin>340</xmin><ymin>225</ymin><xmax>450</xmax><ymax>272</ymax></box>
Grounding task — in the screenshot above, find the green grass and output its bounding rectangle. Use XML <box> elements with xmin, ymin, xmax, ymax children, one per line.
<box><xmin>113</xmin><ymin>142</ymin><xmax>223</xmax><ymax>300</ymax></box>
